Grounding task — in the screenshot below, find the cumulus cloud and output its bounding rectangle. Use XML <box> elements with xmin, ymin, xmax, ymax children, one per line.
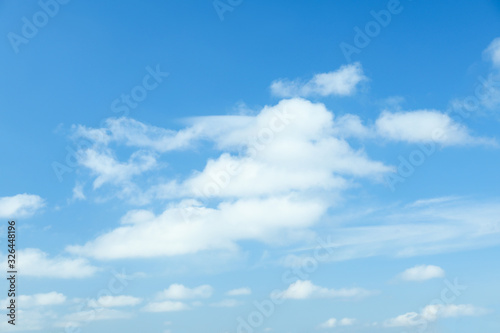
<box><xmin>270</xmin><ymin>63</ymin><xmax>366</xmax><ymax>97</ymax></box>
<box><xmin>18</xmin><ymin>248</ymin><xmax>98</xmax><ymax>278</ymax></box>
<box><xmin>66</xmin><ymin>196</ymin><xmax>327</xmax><ymax>259</ymax></box>
<box><xmin>0</xmin><ymin>194</ymin><xmax>44</xmax><ymax>218</ymax></box>
<box><xmin>273</xmin><ymin>280</ymin><xmax>375</xmax><ymax>300</ymax></box>
<box><xmin>384</xmin><ymin>304</ymin><xmax>488</xmax><ymax>327</ymax></box>
<box><xmin>158</xmin><ymin>284</ymin><xmax>213</xmax><ymax>300</ymax></box>
<box><xmin>398</xmin><ymin>265</ymin><xmax>445</xmax><ymax>281</ymax></box>
<box><xmin>375</xmin><ymin>110</ymin><xmax>492</xmax><ymax>146</ymax></box>
<box><xmin>74</xmin><ymin>98</ymin><xmax>391</xmax><ymax>201</ymax></box>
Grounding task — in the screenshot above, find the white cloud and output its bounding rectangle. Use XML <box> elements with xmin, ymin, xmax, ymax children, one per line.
<box><xmin>75</xmin><ymin>117</ymin><xmax>201</xmax><ymax>152</ymax></box>
<box><xmin>74</xmin><ymin>99</ymin><xmax>391</xmax><ymax>205</ymax></box>
<box><xmin>67</xmin><ymin>196</ymin><xmax>327</xmax><ymax>259</ymax></box>
<box><xmin>339</xmin><ymin>318</ymin><xmax>355</xmax><ymax>326</ymax></box>
<box><xmin>398</xmin><ymin>265</ymin><xmax>445</xmax><ymax>282</ymax></box>
<box><xmin>274</xmin><ymin>280</ymin><xmax>375</xmax><ymax>300</ymax></box>
<box><xmin>77</xmin><ymin>148</ymin><xmax>157</xmax><ymax>189</ymax></box>
<box><xmin>0</xmin><ymin>292</ymin><xmax>66</xmax><ymax>309</ymax></box>
<box><xmin>485</xmin><ymin>37</ymin><xmax>500</xmax><ymax>68</ymax></box>
<box><xmin>18</xmin><ymin>248</ymin><xmax>98</xmax><ymax>278</ymax></box>
<box><xmin>142</xmin><ymin>301</ymin><xmax>190</xmax><ymax>312</ymax></box>
<box><xmin>153</xmin><ymin>98</ymin><xmax>391</xmax><ymax>200</ymax></box>
<box><xmin>72</xmin><ymin>183</ymin><xmax>86</xmax><ymax>201</ymax></box>
<box><xmin>270</xmin><ymin>63</ymin><xmax>366</xmax><ymax>97</ymax></box>
<box><xmin>319</xmin><ymin>317</ymin><xmax>355</xmax><ymax>328</ymax></box>
<box><xmin>19</xmin><ymin>292</ymin><xmax>66</xmax><ymax>307</ymax></box>
<box><xmin>384</xmin><ymin>304</ymin><xmax>488</xmax><ymax>327</ymax></box>
<box><xmin>88</xmin><ymin>295</ymin><xmax>142</xmax><ymax>308</ymax></box>
<box><xmin>287</xmin><ymin>198</ymin><xmax>500</xmax><ymax>263</ymax></box>
<box><xmin>0</xmin><ymin>194</ymin><xmax>44</xmax><ymax>218</ymax></box>
<box><xmin>158</xmin><ymin>284</ymin><xmax>213</xmax><ymax>300</ymax></box>
<box><xmin>226</xmin><ymin>287</ymin><xmax>251</xmax><ymax>296</ymax></box>
<box><xmin>375</xmin><ymin>110</ymin><xmax>492</xmax><ymax>146</ymax></box>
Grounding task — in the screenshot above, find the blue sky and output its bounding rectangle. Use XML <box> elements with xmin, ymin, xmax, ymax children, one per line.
<box><xmin>1</xmin><ymin>0</ymin><xmax>500</xmax><ymax>332</ymax></box>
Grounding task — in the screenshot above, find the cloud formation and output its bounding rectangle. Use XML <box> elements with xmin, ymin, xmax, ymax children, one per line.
<box><xmin>398</xmin><ymin>265</ymin><xmax>445</xmax><ymax>282</ymax></box>
<box><xmin>0</xmin><ymin>194</ymin><xmax>44</xmax><ymax>218</ymax></box>
<box><xmin>384</xmin><ymin>304</ymin><xmax>488</xmax><ymax>327</ymax></box>
<box><xmin>273</xmin><ymin>280</ymin><xmax>375</xmax><ymax>300</ymax></box>
<box><xmin>270</xmin><ymin>63</ymin><xmax>367</xmax><ymax>97</ymax></box>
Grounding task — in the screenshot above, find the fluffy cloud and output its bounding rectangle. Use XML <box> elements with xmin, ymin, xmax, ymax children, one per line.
<box><xmin>18</xmin><ymin>248</ymin><xmax>98</xmax><ymax>278</ymax></box>
<box><xmin>142</xmin><ymin>301</ymin><xmax>190</xmax><ymax>312</ymax></box>
<box><xmin>74</xmin><ymin>98</ymin><xmax>391</xmax><ymax>201</ymax></box>
<box><xmin>375</xmin><ymin>110</ymin><xmax>491</xmax><ymax>146</ymax></box>
<box><xmin>0</xmin><ymin>194</ymin><xmax>44</xmax><ymax>218</ymax></box>
<box><xmin>319</xmin><ymin>317</ymin><xmax>355</xmax><ymax>328</ymax></box>
<box><xmin>158</xmin><ymin>284</ymin><xmax>213</xmax><ymax>300</ymax></box>
<box><xmin>226</xmin><ymin>287</ymin><xmax>251</xmax><ymax>296</ymax></box>
<box><xmin>273</xmin><ymin>280</ymin><xmax>375</xmax><ymax>300</ymax></box>
<box><xmin>270</xmin><ymin>63</ymin><xmax>366</xmax><ymax>97</ymax></box>
<box><xmin>398</xmin><ymin>265</ymin><xmax>445</xmax><ymax>281</ymax></box>
<box><xmin>67</xmin><ymin>196</ymin><xmax>327</xmax><ymax>259</ymax></box>
<box><xmin>384</xmin><ymin>304</ymin><xmax>488</xmax><ymax>327</ymax></box>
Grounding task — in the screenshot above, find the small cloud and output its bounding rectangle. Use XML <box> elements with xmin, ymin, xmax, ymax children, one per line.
<box><xmin>158</xmin><ymin>284</ymin><xmax>213</xmax><ymax>300</ymax></box>
<box><xmin>485</xmin><ymin>37</ymin><xmax>500</xmax><ymax>68</ymax></box>
<box><xmin>273</xmin><ymin>280</ymin><xmax>376</xmax><ymax>300</ymax></box>
<box><xmin>319</xmin><ymin>317</ymin><xmax>355</xmax><ymax>328</ymax></box>
<box><xmin>72</xmin><ymin>183</ymin><xmax>86</xmax><ymax>201</ymax></box>
<box><xmin>270</xmin><ymin>63</ymin><xmax>366</xmax><ymax>98</ymax></box>
<box><xmin>384</xmin><ymin>304</ymin><xmax>489</xmax><ymax>327</ymax></box>
<box><xmin>11</xmin><ymin>292</ymin><xmax>66</xmax><ymax>308</ymax></box>
<box><xmin>398</xmin><ymin>265</ymin><xmax>445</xmax><ymax>282</ymax></box>
<box><xmin>226</xmin><ymin>287</ymin><xmax>251</xmax><ymax>296</ymax></box>
<box><xmin>0</xmin><ymin>193</ymin><xmax>45</xmax><ymax>218</ymax></box>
